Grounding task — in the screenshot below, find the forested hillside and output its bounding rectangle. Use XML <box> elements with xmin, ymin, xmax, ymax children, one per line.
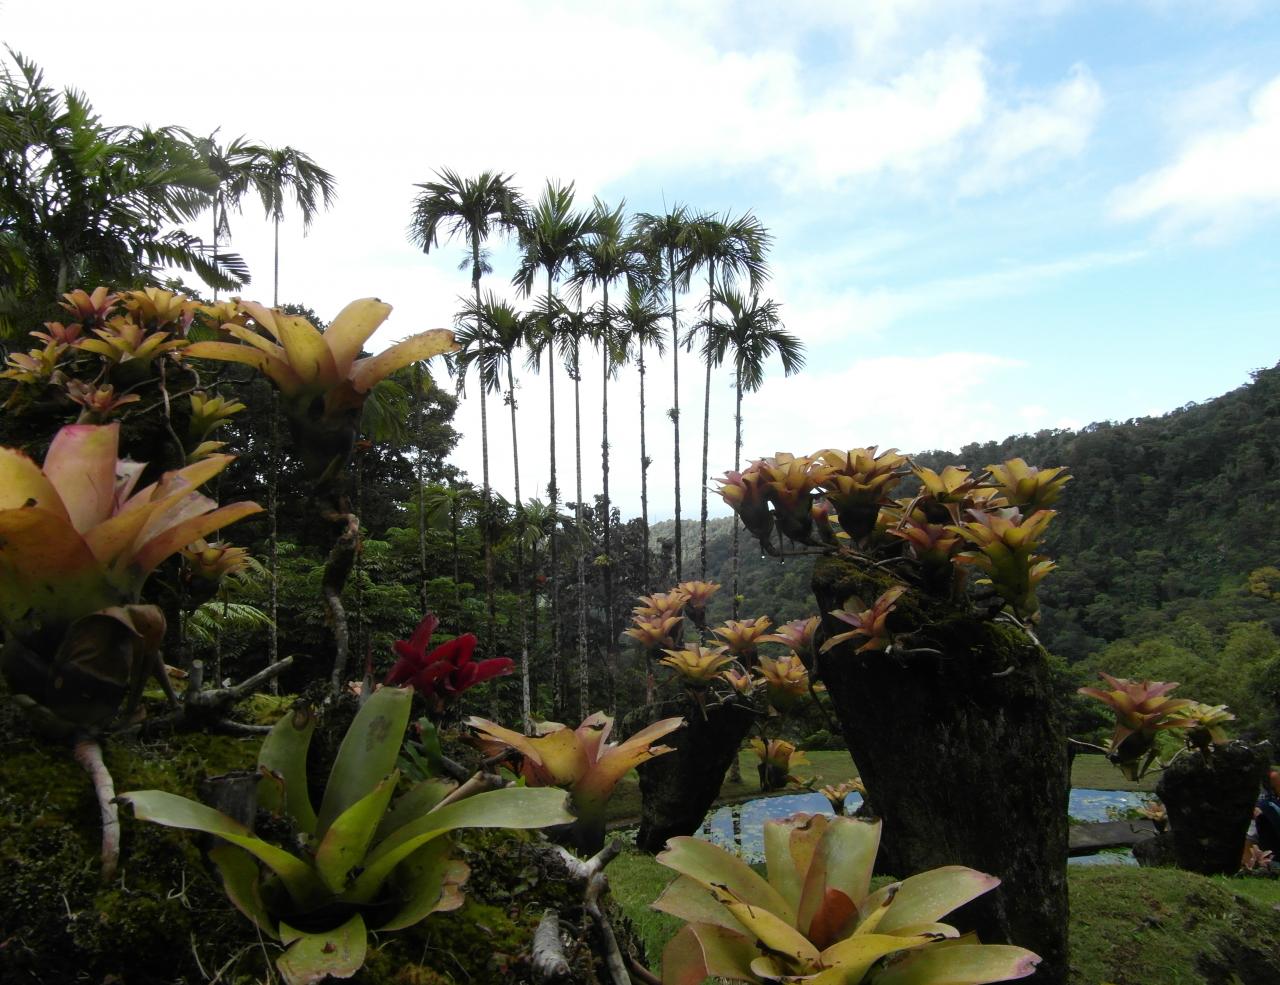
<box><xmin>672</xmin><ymin>362</ymin><xmax>1280</xmax><ymax>667</ymax></box>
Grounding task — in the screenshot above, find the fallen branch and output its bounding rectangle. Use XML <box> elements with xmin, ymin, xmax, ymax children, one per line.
<box><xmin>531</xmin><ymin>908</ymin><xmax>570</xmax><ymax>983</ymax></box>
<box><xmin>73</xmin><ymin>737</ymin><xmax>119</xmax><ymax>880</ymax></box>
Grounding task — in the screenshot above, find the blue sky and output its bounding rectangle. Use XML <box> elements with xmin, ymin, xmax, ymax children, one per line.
<box><xmin>4</xmin><ymin>1</ymin><xmax>1278</xmax><ymax>519</ymax></box>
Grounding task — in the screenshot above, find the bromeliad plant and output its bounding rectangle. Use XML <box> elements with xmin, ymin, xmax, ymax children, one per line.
<box><xmin>467</xmin><ymin>712</ymin><xmax>685</xmax><ymax>854</ymax></box>
<box><xmin>1077</xmin><ymin>674</ymin><xmax>1196</xmax><ymax>780</ymax></box>
<box><xmin>0</xmin><ymin>423</ymin><xmax>261</xmax><ymax>731</ymax></box>
<box><xmin>183</xmin><ymin>298</ymin><xmax>458</xmax><ymax>490</ymax></box>
<box><xmin>653</xmin><ymin>813</ymin><xmax>1040</xmax><ymax>984</ymax></box>
<box><xmin>751</xmin><ymin>738</ymin><xmax>810</xmax><ymax>792</ymax></box>
<box><xmin>385</xmin><ymin>613</ymin><xmax>514</xmax><ymax>717</ymax></box>
<box><xmin>120</xmin><ymin>687</ymin><xmax>573</xmax><ymax>985</ymax></box>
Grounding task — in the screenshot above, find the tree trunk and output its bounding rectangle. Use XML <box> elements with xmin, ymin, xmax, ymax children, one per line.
<box><xmin>731</xmin><ymin>366</ymin><xmax>742</xmax><ymax>619</ymax></box>
<box><xmin>624</xmin><ymin>696</ymin><xmax>755</xmax><ymax>853</ymax></box>
<box><xmin>476</xmin><ymin>239</ymin><xmax>496</xmax><ymax>669</ymax></box>
<box><xmin>415</xmin><ymin>365</ymin><xmax>427</xmax><ymax>612</ymax></box>
<box><xmin>575</xmin><ymin>356</ymin><xmax>589</xmax><ymax>720</ymax></box>
<box><xmin>510</xmin><ymin>361</ymin><xmax>531</xmax><ymax>731</ymax></box>
<box><xmin>639</xmin><ymin>347</ymin><xmax>651</xmax><ymax>594</ymax></box>
<box><xmin>699</xmin><ymin>267</ymin><xmax>715</xmax><ymax>579</ymax></box>
<box><xmin>273</xmin><ymin>216</ymin><xmax>280</xmax><ymax>307</ymax></box>
<box><xmin>268</xmin><ymin>386</ymin><xmax>279</xmax><ymax>691</ymax></box>
<box><xmin>812</xmin><ymin>555</ymin><xmax>1069</xmax><ymax>985</ymax></box>
<box><xmin>669</xmin><ymin>252</ymin><xmax>682</xmax><ymax>582</ymax></box>
<box><xmin>1156</xmin><ymin>741</ymin><xmax>1266</xmax><ymax>875</ymax></box>
<box><xmin>600</xmin><ymin>283</ymin><xmax>617</xmax><ymax>709</ymax></box>
<box><xmin>547</xmin><ymin>269</ymin><xmax>562</xmax><ymax>718</ymax></box>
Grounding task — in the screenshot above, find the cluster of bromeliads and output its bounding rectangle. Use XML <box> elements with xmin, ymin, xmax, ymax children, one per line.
<box><xmin>1</xmin><ymin>287</ymin><xmax>1045</xmax><ymax>984</ymax></box>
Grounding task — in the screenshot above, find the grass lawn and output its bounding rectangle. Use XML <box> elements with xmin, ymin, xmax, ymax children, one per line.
<box><xmin>604</xmin><ymin>750</ymin><xmax>1155</xmax><ymax>824</ymax></box>
<box><xmin>609</xmin><ymin>849</ymin><xmax>1280</xmax><ymax>981</ymax></box>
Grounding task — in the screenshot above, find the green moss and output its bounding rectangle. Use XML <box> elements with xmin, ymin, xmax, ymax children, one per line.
<box><xmin>234</xmin><ymin>691</ymin><xmax>296</xmax><ymax>725</ymax></box>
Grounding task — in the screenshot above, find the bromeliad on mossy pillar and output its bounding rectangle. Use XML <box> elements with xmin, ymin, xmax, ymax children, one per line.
<box><xmin>718</xmin><ymin>448</ymin><xmax>1073</xmax><ymax>984</ymax></box>
<box><xmin>0</xmin><ymin>423</ymin><xmax>262</xmax><ymax>877</ymax></box>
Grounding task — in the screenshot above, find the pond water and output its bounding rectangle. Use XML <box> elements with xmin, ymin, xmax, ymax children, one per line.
<box><xmin>682</xmin><ymin>789</ymin><xmax>1145</xmax><ymax>866</ymax></box>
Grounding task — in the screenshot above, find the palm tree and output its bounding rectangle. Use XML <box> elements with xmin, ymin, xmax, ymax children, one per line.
<box><xmin>188</xmin><ymin>131</ymin><xmax>263</xmax><ymax>302</ymax></box>
<box><xmin>570</xmin><ymin>198</ymin><xmax>644</xmax><ymax>673</ymax></box>
<box><xmin>632</xmin><ymin>206</ymin><xmax>694</xmax><ymax>579</ymax></box>
<box><xmin>0</xmin><ymin>54</ymin><xmax>247</xmax><ymax>333</ymax></box>
<box><xmin>456</xmin><ymin>292</ymin><xmax>534</xmax><ymax>727</ymax></box>
<box><xmin>698</xmin><ymin>288</ymin><xmax>803</xmax><ymax>615</ymax></box>
<box><xmin>684</xmin><ymin>211</ymin><xmax>771</xmax><ymax>579</ymax></box>
<box><xmin>409</xmin><ymin>169</ymin><xmax>525</xmax><ymax>664</ymax></box>
<box><xmin>617</xmin><ymin>283</ymin><xmax>667</xmax><ymax>594</ymax></box>
<box><xmin>514</xmin><ymin>181</ymin><xmax>589</xmax><ymax>715</ymax></box>
<box><xmin>242</xmin><ymin>144</ymin><xmax>336</xmax><ymax>305</ymax></box>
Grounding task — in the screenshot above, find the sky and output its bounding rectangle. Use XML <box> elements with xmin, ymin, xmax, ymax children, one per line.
<box><xmin>4</xmin><ymin>0</ymin><xmax>1279</xmax><ymax>521</ymax></box>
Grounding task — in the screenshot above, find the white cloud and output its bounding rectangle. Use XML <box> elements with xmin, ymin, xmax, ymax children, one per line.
<box><xmin>961</xmin><ymin>63</ymin><xmax>1103</xmax><ymax>194</ymax></box>
<box><xmin>1112</xmin><ymin>73</ymin><xmax>1280</xmax><ymax>236</ymax></box>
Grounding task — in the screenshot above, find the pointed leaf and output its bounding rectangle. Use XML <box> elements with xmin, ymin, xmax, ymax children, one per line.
<box><xmin>208</xmin><ymin>844</ymin><xmax>279</xmax><ymax>939</ymax></box>
<box><xmin>118</xmin><ymin>790</ymin><xmax>324</xmax><ymax>906</ymax></box>
<box><xmin>652</xmin><ymin>874</ymin><xmax>739</xmax><ymax>933</ymax></box>
<box><xmin>876</xmin><ymin>867</ymin><xmax>1001</xmax><ymax>934</ymax></box>
<box><xmin>314</xmin><ymin>772</ymin><xmax>399</xmax><ymax>893</ymax></box>
<box><xmin>657</xmin><ymin>836</ymin><xmax>795</xmax><ymax>926</ymax></box>
<box><xmin>276</xmin><ymin>313</ymin><xmax>338</xmax><ymax>388</ymax></box>
<box><xmin>871</xmin><ymin>943</ymin><xmax>1040</xmax><ymax>985</ymax></box>
<box><xmin>720</xmin><ymin>898</ymin><xmax>820</xmax><ymax>968</ymax></box>
<box><xmin>348</xmin><ymin>330</ymin><xmax>458</xmax><ymax>393</ymax></box>
<box><xmin>0</xmin><ymin>508</ymin><xmax>108</xmax><ymax>626</ymax></box>
<box><xmin>0</xmin><ymin>447</ymin><xmax>69</xmax><ymax>520</ymax></box>
<box><xmin>660</xmin><ymin>923</ymin><xmax>758</xmax><ymax>985</ymax></box>
<box><xmin>42</xmin><ymin>424</ymin><xmax>119</xmax><ymax>532</ymax></box>
<box><xmin>276</xmin><ymin>914</ymin><xmax>367</xmax><ymax>985</ymax></box>
<box><xmin>127</xmin><ymin>500</ymin><xmax>263</xmax><ymax>590</ymax></box>
<box><xmin>315</xmin><ymin>686</ymin><xmax>412</xmax><ymax>836</ymax></box>
<box><xmin>374</xmin><ymin>778</ymin><xmax>454</xmax><ymax>844</ymax></box>
<box><xmin>350</xmin><ymin>786</ymin><xmax>572</xmax><ymax>903</ymax></box>
<box><xmin>376</xmin><ymin>837</ymin><xmax>469</xmax><ymax>932</ymax></box>
<box><xmin>324</xmin><ymin>298</ymin><xmax>392</xmax><ymax>378</ymax></box>
<box><xmin>798</xmin><ymin>817</ymin><xmax>880</xmax><ymax>935</ymax></box>
<box><xmin>819</xmin><ymin>932</ymin><xmax>934</xmax><ymax>981</ymax></box>
<box><xmin>258</xmin><ymin>707</ymin><xmax>319</xmax><ymax>835</ymax></box>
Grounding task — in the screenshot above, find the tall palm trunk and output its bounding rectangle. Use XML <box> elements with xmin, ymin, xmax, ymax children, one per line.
<box><xmin>473</xmin><ymin>234</ymin><xmax>496</xmax><ymax>670</ymax></box>
<box><xmin>268</xmin><ymin>386</ymin><xmax>279</xmax><ymax>692</ymax></box>
<box><xmin>415</xmin><ymin>365</ymin><xmax>427</xmax><ymax>612</ymax></box>
<box><xmin>574</xmin><ymin>354</ymin><xmax>589</xmax><ymax>719</ymax></box>
<box><xmin>508</xmin><ymin>360</ymin><xmax>530</xmax><ymax>730</ymax></box>
<box><xmin>732</xmin><ymin>365</ymin><xmax>743</xmax><ymax>619</ymax></box>
<box><xmin>638</xmin><ymin>346</ymin><xmax>650</xmax><ymax>594</ymax></box>
<box><xmin>700</xmin><ymin>267</ymin><xmax>715</xmax><ymax>579</ymax></box>
<box><xmin>273</xmin><ymin>216</ymin><xmax>280</xmax><ymax>307</ymax></box>
<box><xmin>546</xmin><ymin>268</ymin><xmax>562</xmax><ymax>716</ymax></box>
<box><xmin>669</xmin><ymin>250</ymin><xmax>683</xmax><ymax>581</ymax></box>
<box><xmin>600</xmin><ymin>283</ymin><xmax>617</xmax><ymax>707</ymax></box>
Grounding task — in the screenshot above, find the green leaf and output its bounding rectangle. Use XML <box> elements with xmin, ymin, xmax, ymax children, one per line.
<box><xmin>208</xmin><ymin>844</ymin><xmax>279</xmax><ymax>939</ymax></box>
<box><xmin>374</xmin><ymin>778</ymin><xmax>455</xmax><ymax>845</ymax></box>
<box><xmin>873</xmin><ymin>867</ymin><xmax>1001</xmax><ymax>935</ymax></box>
<box><xmin>660</xmin><ymin>923</ymin><xmax>758</xmax><ymax>985</ymax></box>
<box><xmin>376</xmin><ymin>837</ymin><xmax>469</xmax><ymax>932</ymax></box>
<box><xmin>348</xmin><ymin>786</ymin><xmax>572</xmax><ymax>904</ymax></box>
<box><xmin>652</xmin><ymin>874</ymin><xmax>740</xmax><ymax>934</ymax></box>
<box><xmin>314</xmin><ymin>772</ymin><xmax>398</xmax><ymax>893</ymax></box>
<box><xmin>276</xmin><ymin>913</ymin><xmax>368</xmax><ymax>985</ymax></box>
<box><xmin>656</xmin><ymin>835</ymin><xmax>795</xmax><ymax>926</ymax></box>
<box><xmin>119</xmin><ymin>790</ymin><xmax>324</xmax><ymax>907</ymax></box>
<box><xmin>870</xmin><ymin>943</ymin><xmax>1040</xmax><ymax>985</ymax></box>
<box><xmin>315</xmin><ymin>687</ymin><xmax>412</xmax><ymax>837</ymax></box>
<box><xmin>258</xmin><ymin>706</ymin><xmax>319</xmax><ymax>836</ymax></box>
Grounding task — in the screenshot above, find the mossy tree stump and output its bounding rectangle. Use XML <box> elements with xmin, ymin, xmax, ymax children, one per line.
<box><xmin>623</xmin><ymin>695</ymin><xmax>756</xmax><ymax>853</ymax></box>
<box><xmin>813</xmin><ymin>555</ymin><xmax>1069</xmax><ymax>985</ymax></box>
<box><xmin>1156</xmin><ymin>740</ymin><xmax>1266</xmax><ymax>875</ymax></box>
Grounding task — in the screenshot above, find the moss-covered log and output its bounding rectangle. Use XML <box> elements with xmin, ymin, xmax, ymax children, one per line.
<box><xmin>623</xmin><ymin>696</ymin><xmax>755</xmax><ymax>853</ymax></box>
<box><xmin>1156</xmin><ymin>740</ymin><xmax>1267</xmax><ymax>875</ymax></box>
<box><xmin>812</xmin><ymin>555</ymin><xmax>1070</xmax><ymax>985</ymax></box>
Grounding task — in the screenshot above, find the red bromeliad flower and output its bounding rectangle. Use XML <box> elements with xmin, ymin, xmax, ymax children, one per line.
<box><xmin>385</xmin><ymin>614</ymin><xmax>514</xmax><ymax>707</ymax></box>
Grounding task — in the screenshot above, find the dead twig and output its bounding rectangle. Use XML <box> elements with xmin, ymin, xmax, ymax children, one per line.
<box><xmin>530</xmin><ymin>908</ymin><xmax>570</xmax><ymax>983</ymax></box>
<box><xmin>73</xmin><ymin>737</ymin><xmax>119</xmax><ymax>880</ymax></box>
